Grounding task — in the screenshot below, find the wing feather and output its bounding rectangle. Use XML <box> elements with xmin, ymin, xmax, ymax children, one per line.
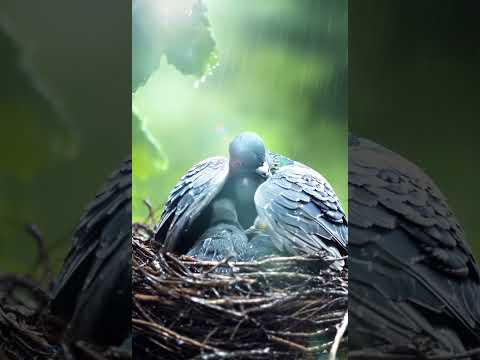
<box><xmin>154</xmin><ymin>157</ymin><xmax>229</xmax><ymax>252</ymax></box>
<box><xmin>51</xmin><ymin>159</ymin><xmax>131</xmax><ymax>325</ymax></box>
<box><xmin>349</xmin><ymin>136</ymin><xmax>480</xmax><ymax>349</ymax></box>
<box><xmin>255</xmin><ymin>164</ymin><xmax>347</xmax><ymax>256</ymax></box>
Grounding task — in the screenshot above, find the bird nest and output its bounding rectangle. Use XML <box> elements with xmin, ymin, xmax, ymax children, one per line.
<box><xmin>133</xmin><ymin>223</ymin><xmax>348</xmax><ymax>360</ymax></box>
<box><xmin>0</xmin><ymin>276</ymin><xmax>130</xmax><ymax>360</ymax></box>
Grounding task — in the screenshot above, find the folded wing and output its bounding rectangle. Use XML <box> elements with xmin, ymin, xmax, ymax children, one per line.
<box><xmin>255</xmin><ymin>164</ymin><xmax>347</xmax><ymax>257</ymax></box>
<box><xmin>154</xmin><ymin>156</ymin><xmax>229</xmax><ymax>253</ymax></box>
<box><xmin>349</xmin><ymin>135</ymin><xmax>480</xmax><ymax>350</ymax></box>
<box><xmin>50</xmin><ymin>159</ymin><xmax>131</xmax><ymax>345</ymax></box>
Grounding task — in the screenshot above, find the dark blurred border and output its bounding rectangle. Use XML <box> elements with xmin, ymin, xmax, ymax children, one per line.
<box><xmin>0</xmin><ymin>1</ymin><xmax>131</xmax><ymax>272</ymax></box>
<box><xmin>349</xmin><ymin>0</ymin><xmax>480</xmax><ymax>256</ymax></box>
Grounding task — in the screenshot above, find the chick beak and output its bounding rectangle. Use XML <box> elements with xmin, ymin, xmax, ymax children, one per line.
<box><xmin>255</xmin><ymin>161</ymin><xmax>270</xmax><ymax>178</ymax></box>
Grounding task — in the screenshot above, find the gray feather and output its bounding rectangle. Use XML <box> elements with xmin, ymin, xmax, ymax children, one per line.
<box><xmin>254</xmin><ymin>163</ymin><xmax>347</xmax><ymax>259</ymax></box>
<box><xmin>154</xmin><ymin>156</ymin><xmax>229</xmax><ymax>252</ymax></box>
<box><xmin>349</xmin><ymin>135</ymin><xmax>480</xmax><ymax>352</ymax></box>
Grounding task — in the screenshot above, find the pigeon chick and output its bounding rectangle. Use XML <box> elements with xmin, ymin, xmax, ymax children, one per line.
<box><xmin>187</xmin><ymin>198</ymin><xmax>250</xmax><ymax>262</ymax></box>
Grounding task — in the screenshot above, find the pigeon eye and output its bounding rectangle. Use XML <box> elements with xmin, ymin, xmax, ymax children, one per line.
<box><xmin>232</xmin><ymin>160</ymin><xmax>243</xmax><ymax>168</ymax></box>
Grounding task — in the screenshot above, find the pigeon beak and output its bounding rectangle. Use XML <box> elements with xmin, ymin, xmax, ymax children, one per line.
<box><xmin>255</xmin><ymin>161</ymin><xmax>270</xmax><ymax>178</ymax></box>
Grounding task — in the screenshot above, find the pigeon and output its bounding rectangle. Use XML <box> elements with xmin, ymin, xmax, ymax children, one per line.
<box><xmin>247</xmin><ymin>153</ymin><xmax>348</xmax><ymax>267</ymax></box>
<box><xmin>155</xmin><ymin>132</ymin><xmax>347</xmax><ymax>265</ymax></box>
<box><xmin>349</xmin><ymin>135</ymin><xmax>480</xmax><ymax>355</ymax></box>
<box><xmin>154</xmin><ymin>132</ymin><xmax>269</xmax><ymax>254</ymax></box>
<box><xmin>187</xmin><ymin>198</ymin><xmax>251</xmax><ymax>262</ymax></box>
<box><xmin>50</xmin><ymin>159</ymin><xmax>132</xmax><ymax>347</ymax></box>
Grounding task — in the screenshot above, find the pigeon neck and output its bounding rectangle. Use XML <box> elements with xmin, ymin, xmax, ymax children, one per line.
<box><xmin>209</xmin><ymin>198</ymin><xmax>239</xmax><ymax>226</ymax></box>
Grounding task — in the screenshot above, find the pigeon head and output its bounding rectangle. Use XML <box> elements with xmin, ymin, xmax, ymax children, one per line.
<box><xmin>229</xmin><ymin>132</ymin><xmax>269</xmax><ymax>176</ymax></box>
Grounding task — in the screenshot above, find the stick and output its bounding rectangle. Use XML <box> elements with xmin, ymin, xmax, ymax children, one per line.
<box><xmin>132</xmin><ymin>318</ymin><xmax>220</xmax><ymax>352</ymax></box>
<box><xmin>26</xmin><ymin>224</ymin><xmax>52</xmax><ymax>283</ymax></box>
<box><xmin>329</xmin><ymin>311</ymin><xmax>348</xmax><ymax>360</ymax></box>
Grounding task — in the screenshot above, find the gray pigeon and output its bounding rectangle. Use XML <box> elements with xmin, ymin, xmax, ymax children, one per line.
<box><xmin>155</xmin><ymin>133</ymin><xmax>347</xmax><ymax>266</ymax></box>
<box><xmin>349</xmin><ymin>135</ymin><xmax>480</xmax><ymax>355</ymax></box>
<box><xmin>154</xmin><ymin>132</ymin><xmax>269</xmax><ymax>254</ymax></box>
<box><xmin>50</xmin><ymin>159</ymin><xmax>131</xmax><ymax>347</ymax></box>
<box><xmin>247</xmin><ymin>153</ymin><xmax>348</xmax><ymax>266</ymax></box>
<box><xmin>187</xmin><ymin>198</ymin><xmax>251</xmax><ymax>262</ymax></box>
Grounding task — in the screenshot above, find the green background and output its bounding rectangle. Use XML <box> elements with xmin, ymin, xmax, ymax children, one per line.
<box><xmin>0</xmin><ymin>1</ymin><xmax>130</xmax><ymax>274</ymax></box>
<box><xmin>133</xmin><ymin>0</ymin><xmax>348</xmax><ymax>223</ymax></box>
<box><xmin>350</xmin><ymin>0</ymin><xmax>480</xmax><ymax>258</ymax></box>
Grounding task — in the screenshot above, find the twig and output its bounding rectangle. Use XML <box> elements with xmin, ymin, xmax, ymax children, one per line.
<box><xmin>203</xmin><ymin>255</ymin><xmax>235</xmax><ymax>274</ymax></box>
<box><xmin>192</xmin><ymin>348</ymin><xmax>271</xmax><ymax>360</ymax></box>
<box><xmin>180</xmin><ymin>255</ymin><xmax>345</xmax><ymax>267</ymax></box>
<box><xmin>26</xmin><ymin>224</ymin><xmax>53</xmax><ymax>284</ymax></box>
<box><xmin>143</xmin><ymin>199</ymin><xmax>156</xmax><ymax>225</ymax></box>
<box><xmin>132</xmin><ymin>318</ymin><xmax>220</xmax><ymax>352</ymax></box>
<box><xmin>0</xmin><ymin>273</ymin><xmax>49</xmax><ymax>304</ymax></box>
<box><xmin>268</xmin><ymin>335</ymin><xmax>311</xmax><ymax>352</ymax></box>
<box><xmin>133</xmin><ymin>223</ymin><xmax>154</xmax><ymax>238</ymax></box>
<box><xmin>329</xmin><ymin>311</ymin><xmax>348</xmax><ymax>360</ymax></box>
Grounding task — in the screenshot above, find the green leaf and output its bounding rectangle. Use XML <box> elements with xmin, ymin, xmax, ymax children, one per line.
<box><xmin>164</xmin><ymin>0</ymin><xmax>217</xmax><ymax>76</ymax></box>
<box><xmin>133</xmin><ymin>0</ymin><xmax>217</xmax><ymax>91</ymax></box>
<box><xmin>132</xmin><ymin>105</ymin><xmax>169</xmax><ymax>181</ymax></box>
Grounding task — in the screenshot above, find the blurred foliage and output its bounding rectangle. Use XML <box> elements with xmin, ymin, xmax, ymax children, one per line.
<box><xmin>0</xmin><ymin>1</ymin><xmax>131</xmax><ymax>274</ymax></box>
<box><xmin>0</xmin><ymin>29</ymin><xmax>76</xmax><ymax>180</ymax></box>
<box><xmin>132</xmin><ymin>0</ymin><xmax>348</xmax><ymax>221</ymax></box>
<box><xmin>133</xmin><ymin>0</ymin><xmax>218</xmax><ymax>204</ymax></box>
<box><xmin>350</xmin><ymin>0</ymin><xmax>480</xmax><ymax>258</ymax></box>
<box><xmin>0</xmin><ymin>25</ymin><xmax>76</xmax><ymax>273</ymax></box>
<box><xmin>132</xmin><ymin>105</ymin><xmax>169</xmax><ymax>180</ymax></box>
<box><xmin>133</xmin><ymin>0</ymin><xmax>217</xmax><ymax>89</ymax></box>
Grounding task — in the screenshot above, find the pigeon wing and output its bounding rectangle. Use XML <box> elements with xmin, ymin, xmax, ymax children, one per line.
<box><xmin>255</xmin><ymin>164</ymin><xmax>347</xmax><ymax>256</ymax></box>
<box><xmin>50</xmin><ymin>158</ymin><xmax>132</xmax><ymax>334</ymax></box>
<box><xmin>154</xmin><ymin>156</ymin><xmax>229</xmax><ymax>253</ymax></box>
<box><xmin>349</xmin><ymin>135</ymin><xmax>480</xmax><ymax>348</ymax></box>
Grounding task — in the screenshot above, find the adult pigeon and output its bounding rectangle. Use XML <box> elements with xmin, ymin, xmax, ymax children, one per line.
<box><xmin>154</xmin><ymin>132</ymin><xmax>269</xmax><ymax>254</ymax></box>
<box><xmin>50</xmin><ymin>159</ymin><xmax>132</xmax><ymax>347</ymax></box>
<box><xmin>247</xmin><ymin>153</ymin><xmax>348</xmax><ymax>266</ymax></box>
<box><xmin>187</xmin><ymin>198</ymin><xmax>250</xmax><ymax>262</ymax></box>
<box><xmin>349</xmin><ymin>135</ymin><xmax>480</xmax><ymax>356</ymax></box>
